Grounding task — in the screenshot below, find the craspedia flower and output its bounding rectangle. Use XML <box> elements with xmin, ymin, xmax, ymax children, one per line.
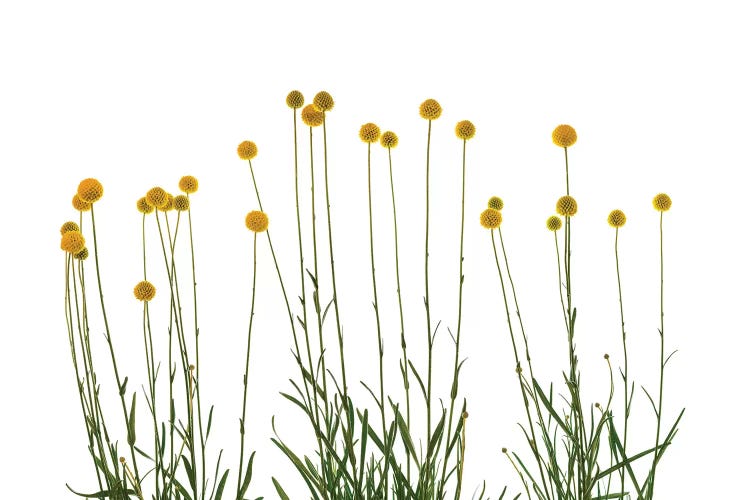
<box><xmin>237</xmin><ymin>141</ymin><xmax>258</xmax><ymax>161</ymax></box>
<box><xmin>652</xmin><ymin>193</ymin><xmax>672</xmax><ymax>212</ymax></box>
<box><xmin>145</xmin><ymin>187</ymin><xmax>169</xmax><ymax>209</ymax></box>
<box><xmin>162</xmin><ymin>193</ymin><xmax>175</xmax><ymax>212</ymax></box>
<box><xmin>73</xmin><ymin>247</ymin><xmax>89</xmax><ymax>260</ymax></box>
<box><xmin>61</xmin><ymin>231</ymin><xmax>86</xmax><ymax>254</ymax></box>
<box><xmin>77</xmin><ymin>178</ymin><xmax>104</xmax><ymax>203</ymax></box>
<box><xmin>245</xmin><ymin>210</ymin><xmax>269</xmax><ymax>233</ymax></box>
<box><xmin>487</xmin><ymin>196</ymin><xmax>504</xmax><ymax>210</ymax></box>
<box><xmin>546</xmin><ymin>216</ymin><xmax>562</xmax><ymax>231</ymax></box>
<box><xmin>480</xmin><ymin>208</ymin><xmax>502</xmax><ymax>229</ymax></box>
<box><xmin>178</xmin><ymin>175</ymin><xmax>198</xmax><ymax>194</ymax></box>
<box><xmin>359</xmin><ymin>123</ymin><xmax>381</xmax><ymax>143</ymax></box>
<box><xmin>72</xmin><ymin>195</ymin><xmax>92</xmax><ymax>212</ymax></box>
<box><xmin>301</xmin><ymin>104</ymin><xmax>324</xmax><ymax>127</ymax></box>
<box><xmin>313</xmin><ymin>91</ymin><xmax>334</xmax><ymax>112</ymax></box>
<box><xmin>380</xmin><ymin>131</ymin><xmax>398</xmax><ymax>148</ymax></box>
<box><xmin>286</xmin><ymin>90</ymin><xmax>304</xmax><ymax>109</ymax></box>
<box><xmin>134</xmin><ymin>280</ymin><xmax>156</xmax><ymax>302</ymax></box>
<box><xmin>174</xmin><ymin>194</ymin><xmax>190</xmax><ymax>211</ymax></box>
<box><xmin>607</xmin><ymin>209</ymin><xmax>626</xmax><ymax>228</ymax></box>
<box><xmin>419</xmin><ymin>99</ymin><xmax>442</xmax><ymax>120</ymax></box>
<box><xmin>556</xmin><ymin>195</ymin><xmax>578</xmax><ymax>216</ymax></box>
<box><xmin>137</xmin><ymin>197</ymin><xmax>154</xmax><ymax>214</ymax></box>
<box><xmin>455</xmin><ymin>120</ymin><xmax>476</xmax><ymax>140</ymax></box>
<box><xmin>60</xmin><ymin>221</ymin><xmax>80</xmax><ymax>235</ymax></box>
<box><xmin>552</xmin><ymin>124</ymin><xmax>577</xmax><ymax>148</ymax></box>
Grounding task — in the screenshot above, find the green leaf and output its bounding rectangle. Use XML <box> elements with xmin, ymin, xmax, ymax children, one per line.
<box><xmin>119</xmin><ymin>376</ymin><xmax>128</xmax><ymax>396</ymax></box>
<box><xmin>426</xmin><ymin>411</ymin><xmax>446</xmax><ymax>459</ymax></box>
<box><xmin>127</xmin><ymin>392</ymin><xmax>137</xmax><ymax>446</ymax></box>
<box><xmin>214</xmin><ymin>469</ymin><xmax>229</xmax><ymax>500</ymax></box>
<box><xmin>390</xmin><ymin>404</ymin><xmax>418</xmax><ymax>463</ymax></box>
<box><xmin>65</xmin><ymin>483</ymin><xmax>136</xmax><ymax>498</ymax></box>
<box><xmin>271</xmin><ymin>477</ymin><xmax>290</xmax><ymax>500</ymax></box>
<box><xmin>206</xmin><ymin>405</ymin><xmax>215</xmax><ymax>441</ymax></box>
<box><xmin>239</xmin><ymin>452</ymin><xmax>256</xmax><ymax>498</ymax></box>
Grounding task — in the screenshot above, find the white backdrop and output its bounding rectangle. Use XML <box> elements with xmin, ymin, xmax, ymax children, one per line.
<box><xmin>1</xmin><ymin>1</ymin><xmax>747</xmax><ymax>498</ymax></box>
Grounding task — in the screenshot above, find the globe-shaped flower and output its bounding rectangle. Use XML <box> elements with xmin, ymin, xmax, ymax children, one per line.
<box><xmin>455</xmin><ymin>120</ymin><xmax>476</xmax><ymax>140</ymax></box>
<box><xmin>313</xmin><ymin>91</ymin><xmax>334</xmax><ymax>112</ymax></box>
<box><xmin>146</xmin><ymin>187</ymin><xmax>169</xmax><ymax>209</ymax></box>
<box><xmin>73</xmin><ymin>247</ymin><xmax>89</xmax><ymax>260</ymax></box>
<box><xmin>556</xmin><ymin>195</ymin><xmax>578</xmax><ymax>216</ymax></box>
<box><xmin>174</xmin><ymin>194</ymin><xmax>190</xmax><ymax>211</ymax></box>
<box><xmin>162</xmin><ymin>193</ymin><xmax>175</xmax><ymax>212</ymax></box>
<box><xmin>652</xmin><ymin>193</ymin><xmax>672</xmax><ymax>212</ymax></box>
<box><xmin>134</xmin><ymin>280</ymin><xmax>156</xmax><ymax>302</ymax></box>
<box><xmin>359</xmin><ymin>123</ymin><xmax>381</xmax><ymax>143</ymax></box>
<box><xmin>286</xmin><ymin>90</ymin><xmax>304</xmax><ymax>109</ymax></box>
<box><xmin>77</xmin><ymin>178</ymin><xmax>104</xmax><ymax>203</ymax></box>
<box><xmin>245</xmin><ymin>210</ymin><xmax>269</xmax><ymax>233</ymax></box>
<box><xmin>61</xmin><ymin>231</ymin><xmax>86</xmax><ymax>254</ymax></box>
<box><xmin>480</xmin><ymin>208</ymin><xmax>502</xmax><ymax>229</ymax></box>
<box><xmin>546</xmin><ymin>215</ymin><xmax>562</xmax><ymax>231</ymax></box>
<box><xmin>72</xmin><ymin>195</ymin><xmax>92</xmax><ymax>212</ymax></box>
<box><xmin>301</xmin><ymin>104</ymin><xmax>324</xmax><ymax>127</ymax></box>
<box><xmin>137</xmin><ymin>197</ymin><xmax>154</xmax><ymax>214</ymax></box>
<box><xmin>178</xmin><ymin>175</ymin><xmax>199</xmax><ymax>194</ymax></box>
<box><xmin>60</xmin><ymin>221</ymin><xmax>80</xmax><ymax>235</ymax></box>
<box><xmin>607</xmin><ymin>209</ymin><xmax>626</xmax><ymax>228</ymax></box>
<box><xmin>419</xmin><ymin>99</ymin><xmax>442</xmax><ymax>120</ymax></box>
<box><xmin>552</xmin><ymin>125</ymin><xmax>577</xmax><ymax>148</ymax></box>
<box><xmin>380</xmin><ymin>131</ymin><xmax>398</xmax><ymax>149</ymax></box>
<box><xmin>237</xmin><ymin>141</ymin><xmax>258</xmax><ymax>161</ymax></box>
<box><xmin>487</xmin><ymin>196</ymin><xmax>504</xmax><ymax>210</ymax></box>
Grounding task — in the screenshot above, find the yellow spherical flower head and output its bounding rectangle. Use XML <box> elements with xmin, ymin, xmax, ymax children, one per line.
<box><xmin>174</xmin><ymin>194</ymin><xmax>190</xmax><ymax>212</ymax></box>
<box><xmin>455</xmin><ymin>120</ymin><xmax>476</xmax><ymax>140</ymax></box>
<box><xmin>286</xmin><ymin>90</ymin><xmax>304</xmax><ymax>109</ymax></box>
<box><xmin>74</xmin><ymin>247</ymin><xmax>89</xmax><ymax>260</ymax></box>
<box><xmin>61</xmin><ymin>230</ymin><xmax>86</xmax><ymax>254</ymax></box>
<box><xmin>313</xmin><ymin>91</ymin><xmax>334</xmax><ymax>112</ymax></box>
<box><xmin>237</xmin><ymin>141</ymin><xmax>258</xmax><ymax>161</ymax></box>
<box><xmin>552</xmin><ymin>124</ymin><xmax>577</xmax><ymax>148</ymax></box>
<box><xmin>487</xmin><ymin>196</ymin><xmax>504</xmax><ymax>210</ymax></box>
<box><xmin>359</xmin><ymin>123</ymin><xmax>381</xmax><ymax>143</ymax></box>
<box><xmin>178</xmin><ymin>175</ymin><xmax>199</xmax><ymax>194</ymax></box>
<box><xmin>136</xmin><ymin>196</ymin><xmax>154</xmax><ymax>214</ymax></box>
<box><xmin>146</xmin><ymin>187</ymin><xmax>169</xmax><ymax>209</ymax></box>
<box><xmin>245</xmin><ymin>210</ymin><xmax>269</xmax><ymax>233</ymax></box>
<box><xmin>480</xmin><ymin>208</ymin><xmax>502</xmax><ymax>229</ymax></box>
<box><xmin>301</xmin><ymin>104</ymin><xmax>324</xmax><ymax>127</ymax></box>
<box><xmin>162</xmin><ymin>193</ymin><xmax>175</xmax><ymax>212</ymax></box>
<box><xmin>419</xmin><ymin>99</ymin><xmax>442</xmax><ymax>120</ymax></box>
<box><xmin>546</xmin><ymin>215</ymin><xmax>562</xmax><ymax>232</ymax></box>
<box><xmin>77</xmin><ymin>178</ymin><xmax>104</xmax><ymax>203</ymax></box>
<box><xmin>652</xmin><ymin>193</ymin><xmax>672</xmax><ymax>212</ymax></box>
<box><xmin>72</xmin><ymin>194</ymin><xmax>92</xmax><ymax>212</ymax></box>
<box><xmin>380</xmin><ymin>131</ymin><xmax>399</xmax><ymax>149</ymax></box>
<box><xmin>60</xmin><ymin>221</ymin><xmax>80</xmax><ymax>235</ymax></box>
<box><xmin>556</xmin><ymin>195</ymin><xmax>578</xmax><ymax>216</ymax></box>
<box><xmin>607</xmin><ymin>209</ymin><xmax>626</xmax><ymax>228</ymax></box>
<box><xmin>134</xmin><ymin>280</ymin><xmax>156</xmax><ymax>302</ymax></box>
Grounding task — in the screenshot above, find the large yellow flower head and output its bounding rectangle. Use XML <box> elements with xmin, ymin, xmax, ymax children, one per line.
<box><xmin>455</xmin><ymin>120</ymin><xmax>476</xmax><ymax>140</ymax></box>
<box><xmin>286</xmin><ymin>90</ymin><xmax>304</xmax><ymax>109</ymax></box>
<box><xmin>137</xmin><ymin>197</ymin><xmax>154</xmax><ymax>214</ymax></box>
<box><xmin>174</xmin><ymin>194</ymin><xmax>190</xmax><ymax>211</ymax></box>
<box><xmin>359</xmin><ymin>123</ymin><xmax>381</xmax><ymax>143</ymax></box>
<box><xmin>134</xmin><ymin>280</ymin><xmax>156</xmax><ymax>302</ymax></box>
<box><xmin>652</xmin><ymin>193</ymin><xmax>672</xmax><ymax>212</ymax></box>
<box><xmin>237</xmin><ymin>141</ymin><xmax>258</xmax><ymax>161</ymax></box>
<box><xmin>301</xmin><ymin>104</ymin><xmax>324</xmax><ymax>127</ymax></box>
<box><xmin>178</xmin><ymin>175</ymin><xmax>199</xmax><ymax>194</ymax></box>
<box><xmin>74</xmin><ymin>247</ymin><xmax>89</xmax><ymax>260</ymax></box>
<box><xmin>245</xmin><ymin>210</ymin><xmax>269</xmax><ymax>233</ymax></box>
<box><xmin>60</xmin><ymin>221</ymin><xmax>80</xmax><ymax>235</ymax></box>
<box><xmin>480</xmin><ymin>208</ymin><xmax>502</xmax><ymax>229</ymax></box>
<box><xmin>556</xmin><ymin>195</ymin><xmax>578</xmax><ymax>216</ymax></box>
<box><xmin>77</xmin><ymin>178</ymin><xmax>104</xmax><ymax>203</ymax></box>
<box><xmin>546</xmin><ymin>215</ymin><xmax>562</xmax><ymax>231</ymax></box>
<box><xmin>161</xmin><ymin>193</ymin><xmax>175</xmax><ymax>212</ymax></box>
<box><xmin>145</xmin><ymin>187</ymin><xmax>169</xmax><ymax>209</ymax></box>
<box><xmin>72</xmin><ymin>195</ymin><xmax>92</xmax><ymax>212</ymax></box>
<box><xmin>552</xmin><ymin>124</ymin><xmax>577</xmax><ymax>148</ymax></box>
<box><xmin>607</xmin><ymin>209</ymin><xmax>626</xmax><ymax>228</ymax></box>
<box><xmin>487</xmin><ymin>196</ymin><xmax>504</xmax><ymax>210</ymax></box>
<box><xmin>61</xmin><ymin>230</ymin><xmax>86</xmax><ymax>254</ymax></box>
<box><xmin>380</xmin><ymin>131</ymin><xmax>398</xmax><ymax>149</ymax></box>
<box><xmin>313</xmin><ymin>91</ymin><xmax>334</xmax><ymax>112</ymax></box>
<box><xmin>419</xmin><ymin>99</ymin><xmax>442</xmax><ymax>120</ymax></box>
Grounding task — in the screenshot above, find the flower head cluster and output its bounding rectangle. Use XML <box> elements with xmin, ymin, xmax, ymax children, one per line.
<box><xmin>61</xmin><ymin>231</ymin><xmax>86</xmax><ymax>254</ymax></box>
<box><xmin>487</xmin><ymin>196</ymin><xmax>504</xmax><ymax>210</ymax></box>
<box><xmin>162</xmin><ymin>193</ymin><xmax>175</xmax><ymax>212</ymax></box>
<box><xmin>419</xmin><ymin>99</ymin><xmax>442</xmax><ymax>120</ymax></box>
<box><xmin>237</xmin><ymin>141</ymin><xmax>258</xmax><ymax>161</ymax></box>
<box><xmin>60</xmin><ymin>221</ymin><xmax>80</xmax><ymax>235</ymax></box>
<box><xmin>72</xmin><ymin>195</ymin><xmax>92</xmax><ymax>212</ymax></box>
<box><xmin>552</xmin><ymin>124</ymin><xmax>577</xmax><ymax>148</ymax></box>
<box><xmin>608</xmin><ymin>209</ymin><xmax>626</xmax><ymax>228</ymax></box>
<box><xmin>301</xmin><ymin>104</ymin><xmax>324</xmax><ymax>127</ymax></box>
<box><xmin>546</xmin><ymin>216</ymin><xmax>562</xmax><ymax>231</ymax></box>
<box><xmin>146</xmin><ymin>187</ymin><xmax>169</xmax><ymax>209</ymax></box>
<box><xmin>359</xmin><ymin>123</ymin><xmax>381</xmax><ymax>143</ymax></box>
<box><xmin>380</xmin><ymin>131</ymin><xmax>398</xmax><ymax>149</ymax></box>
<box><xmin>134</xmin><ymin>280</ymin><xmax>156</xmax><ymax>302</ymax></box>
<box><xmin>313</xmin><ymin>91</ymin><xmax>334</xmax><ymax>112</ymax></box>
<box><xmin>286</xmin><ymin>90</ymin><xmax>304</xmax><ymax>109</ymax></box>
<box><xmin>174</xmin><ymin>195</ymin><xmax>190</xmax><ymax>211</ymax></box>
<box><xmin>137</xmin><ymin>197</ymin><xmax>154</xmax><ymax>214</ymax></box>
<box><xmin>245</xmin><ymin>210</ymin><xmax>269</xmax><ymax>233</ymax></box>
<box><xmin>480</xmin><ymin>208</ymin><xmax>502</xmax><ymax>229</ymax></box>
<box><xmin>77</xmin><ymin>178</ymin><xmax>104</xmax><ymax>203</ymax></box>
<box><xmin>74</xmin><ymin>247</ymin><xmax>89</xmax><ymax>260</ymax></box>
<box><xmin>653</xmin><ymin>193</ymin><xmax>672</xmax><ymax>212</ymax></box>
<box><xmin>455</xmin><ymin>120</ymin><xmax>476</xmax><ymax>140</ymax></box>
<box><xmin>556</xmin><ymin>195</ymin><xmax>578</xmax><ymax>216</ymax></box>
<box><xmin>179</xmin><ymin>175</ymin><xmax>199</xmax><ymax>194</ymax></box>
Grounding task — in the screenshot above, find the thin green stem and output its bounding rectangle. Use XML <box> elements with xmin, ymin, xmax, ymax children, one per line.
<box><xmin>614</xmin><ymin>227</ymin><xmax>629</xmax><ymax>499</ymax></box>
<box><xmin>424</xmin><ymin>118</ymin><xmax>434</xmax><ymax>459</ymax></box>
<box><xmin>649</xmin><ymin>212</ymin><xmax>666</xmax><ymax>499</ymax></box>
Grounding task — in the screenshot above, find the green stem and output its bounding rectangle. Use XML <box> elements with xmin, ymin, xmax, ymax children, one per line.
<box><xmin>649</xmin><ymin>212</ymin><xmax>666</xmax><ymax>498</ymax></box>
<box><xmin>424</xmin><ymin>119</ymin><xmax>434</xmax><ymax>459</ymax></box>
<box><xmin>614</xmin><ymin>227</ymin><xmax>629</xmax><ymax>498</ymax></box>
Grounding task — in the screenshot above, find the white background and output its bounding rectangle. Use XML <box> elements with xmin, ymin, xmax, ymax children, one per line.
<box><xmin>1</xmin><ymin>1</ymin><xmax>747</xmax><ymax>498</ymax></box>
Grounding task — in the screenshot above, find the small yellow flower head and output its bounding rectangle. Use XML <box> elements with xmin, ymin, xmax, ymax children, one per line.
<box><xmin>546</xmin><ymin>215</ymin><xmax>562</xmax><ymax>232</ymax></box>
<box><xmin>380</xmin><ymin>131</ymin><xmax>399</xmax><ymax>149</ymax></box>
<box><xmin>487</xmin><ymin>196</ymin><xmax>504</xmax><ymax>210</ymax></box>
<box><xmin>237</xmin><ymin>141</ymin><xmax>258</xmax><ymax>161</ymax></box>
<box><xmin>61</xmin><ymin>231</ymin><xmax>86</xmax><ymax>254</ymax></box>
<box><xmin>286</xmin><ymin>90</ymin><xmax>304</xmax><ymax>109</ymax></box>
<box><xmin>480</xmin><ymin>208</ymin><xmax>502</xmax><ymax>229</ymax></box>
<box><xmin>77</xmin><ymin>178</ymin><xmax>104</xmax><ymax>203</ymax></box>
<box><xmin>301</xmin><ymin>104</ymin><xmax>324</xmax><ymax>127</ymax></box>
<box><xmin>178</xmin><ymin>175</ymin><xmax>199</xmax><ymax>194</ymax></box>
<box><xmin>174</xmin><ymin>194</ymin><xmax>190</xmax><ymax>212</ymax></box>
<box><xmin>419</xmin><ymin>99</ymin><xmax>442</xmax><ymax>120</ymax></box>
<box><xmin>162</xmin><ymin>193</ymin><xmax>175</xmax><ymax>212</ymax></box>
<box><xmin>145</xmin><ymin>187</ymin><xmax>169</xmax><ymax>209</ymax></box>
<box><xmin>60</xmin><ymin>221</ymin><xmax>80</xmax><ymax>235</ymax></box>
<box><xmin>556</xmin><ymin>195</ymin><xmax>578</xmax><ymax>216</ymax></box>
<box><xmin>245</xmin><ymin>210</ymin><xmax>269</xmax><ymax>233</ymax></box>
<box><xmin>72</xmin><ymin>195</ymin><xmax>92</xmax><ymax>212</ymax></box>
<box><xmin>313</xmin><ymin>91</ymin><xmax>334</xmax><ymax>112</ymax></box>
<box><xmin>652</xmin><ymin>193</ymin><xmax>672</xmax><ymax>212</ymax></box>
<box><xmin>455</xmin><ymin>120</ymin><xmax>476</xmax><ymax>140</ymax></box>
<box><xmin>607</xmin><ymin>209</ymin><xmax>626</xmax><ymax>228</ymax></box>
<box><xmin>137</xmin><ymin>197</ymin><xmax>154</xmax><ymax>214</ymax></box>
<box><xmin>552</xmin><ymin>124</ymin><xmax>577</xmax><ymax>148</ymax></box>
<box><xmin>134</xmin><ymin>280</ymin><xmax>156</xmax><ymax>302</ymax></box>
<box><xmin>73</xmin><ymin>247</ymin><xmax>89</xmax><ymax>260</ymax></box>
<box><xmin>359</xmin><ymin>122</ymin><xmax>381</xmax><ymax>143</ymax></box>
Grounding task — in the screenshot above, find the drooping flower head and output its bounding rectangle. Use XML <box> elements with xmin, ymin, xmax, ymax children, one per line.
<box><xmin>178</xmin><ymin>175</ymin><xmax>199</xmax><ymax>194</ymax></box>
<box><xmin>60</xmin><ymin>221</ymin><xmax>80</xmax><ymax>235</ymax></box>
<box><xmin>137</xmin><ymin>197</ymin><xmax>154</xmax><ymax>214</ymax></box>
<box><xmin>237</xmin><ymin>141</ymin><xmax>258</xmax><ymax>161</ymax></box>
<box><xmin>552</xmin><ymin>124</ymin><xmax>577</xmax><ymax>148</ymax></box>
<box><xmin>556</xmin><ymin>195</ymin><xmax>578</xmax><ymax>216</ymax></box>
<box><xmin>72</xmin><ymin>195</ymin><xmax>91</xmax><ymax>212</ymax></box>
<box><xmin>61</xmin><ymin>231</ymin><xmax>86</xmax><ymax>254</ymax></box>
<box><xmin>652</xmin><ymin>193</ymin><xmax>672</xmax><ymax>212</ymax></box>
<box><xmin>313</xmin><ymin>91</ymin><xmax>334</xmax><ymax>112</ymax></box>
<box><xmin>145</xmin><ymin>187</ymin><xmax>169</xmax><ymax>209</ymax></box>
<box><xmin>419</xmin><ymin>99</ymin><xmax>442</xmax><ymax>120</ymax></box>
<box><xmin>359</xmin><ymin>123</ymin><xmax>381</xmax><ymax>143</ymax></box>
<box><xmin>455</xmin><ymin>120</ymin><xmax>476</xmax><ymax>140</ymax></box>
<box><xmin>245</xmin><ymin>210</ymin><xmax>269</xmax><ymax>233</ymax></box>
<box><xmin>380</xmin><ymin>131</ymin><xmax>399</xmax><ymax>149</ymax></box>
<box><xmin>607</xmin><ymin>209</ymin><xmax>626</xmax><ymax>228</ymax></box>
<box><xmin>174</xmin><ymin>195</ymin><xmax>190</xmax><ymax>212</ymax></box>
<box><xmin>546</xmin><ymin>216</ymin><xmax>562</xmax><ymax>231</ymax></box>
<box><xmin>134</xmin><ymin>280</ymin><xmax>156</xmax><ymax>302</ymax></box>
<box><xmin>480</xmin><ymin>208</ymin><xmax>502</xmax><ymax>229</ymax></box>
<box><xmin>487</xmin><ymin>196</ymin><xmax>504</xmax><ymax>210</ymax></box>
<box><xmin>301</xmin><ymin>104</ymin><xmax>324</xmax><ymax>127</ymax></box>
<box><xmin>77</xmin><ymin>178</ymin><xmax>104</xmax><ymax>203</ymax></box>
<box><xmin>286</xmin><ymin>90</ymin><xmax>304</xmax><ymax>109</ymax></box>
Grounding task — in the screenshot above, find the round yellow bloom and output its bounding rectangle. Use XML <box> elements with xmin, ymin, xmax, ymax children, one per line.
<box><xmin>73</xmin><ymin>247</ymin><xmax>89</xmax><ymax>260</ymax></box>
<box><xmin>162</xmin><ymin>193</ymin><xmax>175</xmax><ymax>212</ymax></box>
<box><xmin>419</xmin><ymin>99</ymin><xmax>442</xmax><ymax>120</ymax></box>
<box><xmin>174</xmin><ymin>194</ymin><xmax>190</xmax><ymax>211</ymax></box>
<box><xmin>301</xmin><ymin>104</ymin><xmax>324</xmax><ymax>127</ymax></box>
<box><xmin>359</xmin><ymin>123</ymin><xmax>381</xmax><ymax>143</ymax></box>
<box><xmin>60</xmin><ymin>221</ymin><xmax>80</xmax><ymax>235</ymax></box>
<box><xmin>313</xmin><ymin>91</ymin><xmax>334</xmax><ymax>112</ymax></box>
<box><xmin>61</xmin><ymin>231</ymin><xmax>86</xmax><ymax>254</ymax></box>
<box><xmin>556</xmin><ymin>195</ymin><xmax>578</xmax><ymax>216</ymax></box>
<box><xmin>652</xmin><ymin>193</ymin><xmax>672</xmax><ymax>212</ymax></box>
<box><xmin>455</xmin><ymin>120</ymin><xmax>476</xmax><ymax>140</ymax></box>
<box><xmin>487</xmin><ymin>196</ymin><xmax>504</xmax><ymax>210</ymax></box>
<box><xmin>552</xmin><ymin>124</ymin><xmax>577</xmax><ymax>148</ymax></box>
<box><xmin>178</xmin><ymin>175</ymin><xmax>199</xmax><ymax>194</ymax></box>
<box><xmin>72</xmin><ymin>195</ymin><xmax>91</xmax><ymax>212</ymax></box>
<box><xmin>145</xmin><ymin>187</ymin><xmax>169</xmax><ymax>209</ymax></box>
<box><xmin>286</xmin><ymin>90</ymin><xmax>304</xmax><ymax>109</ymax></box>
<box><xmin>237</xmin><ymin>141</ymin><xmax>258</xmax><ymax>161</ymax></box>
<box><xmin>245</xmin><ymin>210</ymin><xmax>269</xmax><ymax>233</ymax></box>
<box><xmin>480</xmin><ymin>208</ymin><xmax>502</xmax><ymax>229</ymax></box>
<box><xmin>137</xmin><ymin>197</ymin><xmax>154</xmax><ymax>214</ymax></box>
<box><xmin>607</xmin><ymin>209</ymin><xmax>626</xmax><ymax>228</ymax></box>
<box><xmin>77</xmin><ymin>178</ymin><xmax>104</xmax><ymax>203</ymax></box>
<box><xmin>546</xmin><ymin>215</ymin><xmax>562</xmax><ymax>231</ymax></box>
<box><xmin>134</xmin><ymin>280</ymin><xmax>156</xmax><ymax>302</ymax></box>
<box><xmin>380</xmin><ymin>131</ymin><xmax>398</xmax><ymax>148</ymax></box>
